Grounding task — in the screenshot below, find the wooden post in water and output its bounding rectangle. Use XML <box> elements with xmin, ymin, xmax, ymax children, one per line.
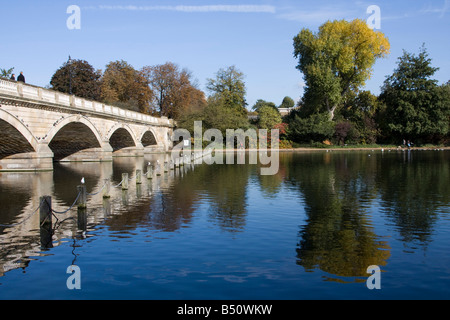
<box><xmin>39</xmin><ymin>196</ymin><xmax>52</xmax><ymax>227</ymax></box>
<box><xmin>146</xmin><ymin>165</ymin><xmax>153</xmax><ymax>179</ymax></box>
<box><xmin>164</xmin><ymin>161</ymin><xmax>169</xmax><ymax>173</ymax></box>
<box><xmin>39</xmin><ymin>196</ymin><xmax>53</xmax><ymax>249</ymax></box>
<box><xmin>136</xmin><ymin>170</ymin><xmax>142</xmax><ymax>185</ymax></box>
<box><xmin>103</xmin><ymin>197</ymin><xmax>111</xmax><ymax>217</ymax></box>
<box><xmin>77</xmin><ymin>185</ymin><xmax>87</xmax><ymax>209</ymax></box>
<box><xmin>77</xmin><ymin>207</ymin><xmax>87</xmax><ymax>231</ymax></box>
<box><xmin>122</xmin><ymin>189</ymin><xmax>129</xmax><ymax>206</ymax></box>
<box><xmin>156</xmin><ymin>162</ymin><xmax>161</xmax><ymax>176</ymax></box>
<box><xmin>136</xmin><ymin>184</ymin><xmax>142</xmax><ymax>199</ymax></box>
<box><xmin>103</xmin><ymin>179</ymin><xmax>111</xmax><ymax>198</ymax></box>
<box><xmin>122</xmin><ymin>173</ymin><xmax>129</xmax><ymax>190</ymax></box>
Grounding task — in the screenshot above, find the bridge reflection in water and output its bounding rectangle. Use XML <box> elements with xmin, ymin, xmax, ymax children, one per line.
<box><xmin>0</xmin><ymin>153</ymin><xmax>207</xmax><ymax>276</ymax></box>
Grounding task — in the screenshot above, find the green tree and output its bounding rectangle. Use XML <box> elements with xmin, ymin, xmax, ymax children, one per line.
<box><xmin>257</xmin><ymin>105</ymin><xmax>282</xmax><ymax>129</ymax></box>
<box><xmin>288</xmin><ymin>112</ymin><xmax>335</xmax><ymax>143</ymax></box>
<box><xmin>379</xmin><ymin>46</ymin><xmax>450</xmax><ymax>144</ymax></box>
<box><xmin>293</xmin><ymin>19</ymin><xmax>390</xmax><ymax>120</ymax></box>
<box><xmin>177</xmin><ymin>97</ymin><xmax>251</xmax><ymax>144</ymax></box>
<box><xmin>1</xmin><ymin>67</ymin><xmax>15</xmax><ymax>79</ymax></box>
<box><xmin>176</xmin><ymin>108</ymin><xmax>204</xmax><ymax>136</ymax></box>
<box><xmin>340</xmin><ymin>90</ymin><xmax>381</xmax><ymax>144</ymax></box>
<box><xmin>279</xmin><ymin>96</ymin><xmax>295</xmax><ymax>109</ymax></box>
<box><xmin>101</xmin><ymin>60</ymin><xmax>153</xmax><ymax>114</ymax></box>
<box><xmin>206</xmin><ymin>65</ymin><xmax>247</xmax><ymax>115</ymax></box>
<box><xmin>50</xmin><ymin>59</ymin><xmax>102</xmax><ymax>100</ymax></box>
<box><xmin>203</xmin><ymin>98</ymin><xmax>251</xmax><ymax>136</ymax></box>
<box><xmin>252</xmin><ymin>99</ymin><xmax>277</xmax><ymax>112</ymax></box>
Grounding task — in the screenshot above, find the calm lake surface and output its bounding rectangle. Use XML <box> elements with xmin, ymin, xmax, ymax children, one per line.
<box><xmin>0</xmin><ymin>150</ymin><xmax>449</xmax><ymax>300</ymax></box>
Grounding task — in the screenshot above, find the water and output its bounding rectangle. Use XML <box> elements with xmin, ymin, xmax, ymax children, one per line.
<box><xmin>0</xmin><ymin>150</ymin><xmax>449</xmax><ymax>300</ymax></box>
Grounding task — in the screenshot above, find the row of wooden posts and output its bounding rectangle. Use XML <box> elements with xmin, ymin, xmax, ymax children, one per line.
<box><xmin>38</xmin><ymin>151</ymin><xmax>211</xmax><ymax>249</ymax></box>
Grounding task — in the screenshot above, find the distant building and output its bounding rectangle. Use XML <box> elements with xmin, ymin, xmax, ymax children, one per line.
<box><xmin>278</xmin><ymin>107</ymin><xmax>297</xmax><ymax>117</ymax></box>
<box><xmin>248</xmin><ymin>112</ymin><xmax>258</xmax><ymax>122</ymax></box>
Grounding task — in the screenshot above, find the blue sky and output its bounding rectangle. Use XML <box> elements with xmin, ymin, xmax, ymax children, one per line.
<box><xmin>2</xmin><ymin>0</ymin><xmax>449</xmax><ymax>109</ymax></box>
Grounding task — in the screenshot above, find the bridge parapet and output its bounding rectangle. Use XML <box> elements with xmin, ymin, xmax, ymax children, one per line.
<box><xmin>0</xmin><ymin>79</ymin><xmax>175</xmax><ymax>171</ymax></box>
<box><xmin>0</xmin><ymin>78</ymin><xmax>174</xmax><ymax>127</ymax></box>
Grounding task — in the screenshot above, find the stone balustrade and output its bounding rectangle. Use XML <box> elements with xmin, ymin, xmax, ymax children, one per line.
<box><xmin>0</xmin><ymin>78</ymin><xmax>173</xmax><ymax>127</ymax></box>
<box><xmin>0</xmin><ymin>78</ymin><xmax>175</xmax><ymax>171</ymax></box>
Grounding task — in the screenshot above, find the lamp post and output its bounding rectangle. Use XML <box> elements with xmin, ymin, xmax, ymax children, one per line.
<box><xmin>68</xmin><ymin>55</ymin><xmax>72</xmax><ymax>95</ymax></box>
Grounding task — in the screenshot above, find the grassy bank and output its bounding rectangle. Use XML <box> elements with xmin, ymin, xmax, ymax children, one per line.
<box><xmin>186</xmin><ymin>144</ymin><xmax>450</xmax><ymax>152</ymax></box>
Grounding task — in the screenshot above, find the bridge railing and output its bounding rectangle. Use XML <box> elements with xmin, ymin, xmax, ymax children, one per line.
<box><xmin>0</xmin><ymin>78</ymin><xmax>173</xmax><ymax>127</ymax></box>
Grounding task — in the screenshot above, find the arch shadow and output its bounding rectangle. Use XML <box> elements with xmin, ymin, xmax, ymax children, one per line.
<box><xmin>47</xmin><ymin>117</ymin><xmax>103</xmax><ymax>161</ymax></box>
<box><xmin>0</xmin><ymin>109</ymin><xmax>38</xmax><ymax>159</ymax></box>
<box><xmin>107</xmin><ymin>124</ymin><xmax>139</xmax><ymax>152</ymax></box>
<box><xmin>141</xmin><ymin>130</ymin><xmax>158</xmax><ymax>147</ymax></box>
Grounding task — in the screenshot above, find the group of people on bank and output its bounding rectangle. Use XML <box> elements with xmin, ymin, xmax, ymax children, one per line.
<box><xmin>9</xmin><ymin>72</ymin><xmax>25</xmax><ymax>83</ymax></box>
<box><xmin>403</xmin><ymin>139</ymin><xmax>414</xmax><ymax>149</ymax></box>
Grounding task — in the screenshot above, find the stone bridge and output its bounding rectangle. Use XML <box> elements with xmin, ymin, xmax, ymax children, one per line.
<box><xmin>0</xmin><ymin>79</ymin><xmax>175</xmax><ymax>171</ymax></box>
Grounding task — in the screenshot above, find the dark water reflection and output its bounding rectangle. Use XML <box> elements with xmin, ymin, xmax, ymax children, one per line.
<box><xmin>0</xmin><ymin>150</ymin><xmax>449</xmax><ymax>299</ymax></box>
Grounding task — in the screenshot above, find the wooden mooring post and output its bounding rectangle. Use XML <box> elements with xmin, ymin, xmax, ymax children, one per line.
<box><xmin>136</xmin><ymin>170</ymin><xmax>142</xmax><ymax>184</ymax></box>
<box><xmin>146</xmin><ymin>164</ymin><xmax>153</xmax><ymax>179</ymax></box>
<box><xmin>77</xmin><ymin>185</ymin><xmax>87</xmax><ymax>209</ymax></box>
<box><xmin>122</xmin><ymin>173</ymin><xmax>129</xmax><ymax>190</ymax></box>
<box><xmin>39</xmin><ymin>195</ymin><xmax>53</xmax><ymax>249</ymax></box>
<box><xmin>103</xmin><ymin>179</ymin><xmax>111</xmax><ymax>198</ymax></box>
<box><xmin>156</xmin><ymin>162</ymin><xmax>161</xmax><ymax>176</ymax></box>
<box><xmin>164</xmin><ymin>161</ymin><xmax>169</xmax><ymax>173</ymax></box>
<box><xmin>77</xmin><ymin>207</ymin><xmax>87</xmax><ymax>231</ymax></box>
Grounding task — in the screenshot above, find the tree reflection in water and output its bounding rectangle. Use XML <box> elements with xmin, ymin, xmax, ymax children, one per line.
<box><xmin>284</xmin><ymin>150</ymin><xmax>449</xmax><ymax>282</ymax></box>
<box><xmin>282</xmin><ymin>152</ymin><xmax>389</xmax><ymax>282</ymax></box>
<box><xmin>1</xmin><ymin>150</ymin><xmax>449</xmax><ymax>284</ymax></box>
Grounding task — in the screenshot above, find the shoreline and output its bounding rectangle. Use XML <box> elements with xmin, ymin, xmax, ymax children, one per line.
<box><xmin>186</xmin><ymin>146</ymin><xmax>450</xmax><ymax>152</ymax></box>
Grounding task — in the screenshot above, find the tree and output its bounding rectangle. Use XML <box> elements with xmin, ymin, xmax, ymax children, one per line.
<box><xmin>252</xmin><ymin>99</ymin><xmax>277</xmax><ymax>112</ymax></box>
<box><xmin>379</xmin><ymin>46</ymin><xmax>450</xmax><ymax>143</ymax></box>
<box><xmin>1</xmin><ymin>67</ymin><xmax>14</xmax><ymax>79</ymax></box>
<box><xmin>50</xmin><ymin>59</ymin><xmax>102</xmax><ymax>100</ymax></box>
<box><xmin>279</xmin><ymin>96</ymin><xmax>295</xmax><ymax>109</ymax></box>
<box><xmin>334</xmin><ymin>121</ymin><xmax>353</xmax><ymax>145</ymax></box>
<box><xmin>293</xmin><ymin>19</ymin><xmax>390</xmax><ymax>120</ymax></box>
<box><xmin>340</xmin><ymin>90</ymin><xmax>381</xmax><ymax>144</ymax></box>
<box><xmin>101</xmin><ymin>60</ymin><xmax>153</xmax><ymax>114</ymax></box>
<box><xmin>288</xmin><ymin>112</ymin><xmax>335</xmax><ymax>143</ymax></box>
<box><xmin>257</xmin><ymin>105</ymin><xmax>282</xmax><ymax>129</ymax></box>
<box><xmin>142</xmin><ymin>62</ymin><xmax>206</xmax><ymax>119</ymax></box>
<box><xmin>206</xmin><ymin>65</ymin><xmax>247</xmax><ymax>115</ymax></box>
<box><xmin>177</xmin><ymin>97</ymin><xmax>251</xmax><ymax>142</ymax></box>
<box><xmin>203</xmin><ymin>98</ymin><xmax>251</xmax><ymax>136</ymax></box>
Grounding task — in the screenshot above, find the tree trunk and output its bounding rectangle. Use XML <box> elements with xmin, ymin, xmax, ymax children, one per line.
<box><xmin>328</xmin><ymin>105</ymin><xmax>337</xmax><ymax>121</ymax></box>
<box><xmin>325</xmin><ymin>97</ymin><xmax>337</xmax><ymax>121</ymax></box>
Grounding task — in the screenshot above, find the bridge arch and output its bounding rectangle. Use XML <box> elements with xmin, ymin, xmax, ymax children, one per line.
<box><xmin>0</xmin><ymin>108</ymin><xmax>39</xmax><ymax>159</ymax></box>
<box><xmin>107</xmin><ymin>123</ymin><xmax>139</xmax><ymax>152</ymax></box>
<box><xmin>45</xmin><ymin>115</ymin><xmax>104</xmax><ymax>146</ymax></box>
<box><xmin>46</xmin><ymin>116</ymin><xmax>103</xmax><ymax>161</ymax></box>
<box><xmin>140</xmin><ymin>129</ymin><xmax>158</xmax><ymax>147</ymax></box>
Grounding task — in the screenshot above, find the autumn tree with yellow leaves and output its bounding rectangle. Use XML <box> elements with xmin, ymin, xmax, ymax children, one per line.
<box><xmin>293</xmin><ymin>19</ymin><xmax>390</xmax><ymax>121</ymax></box>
